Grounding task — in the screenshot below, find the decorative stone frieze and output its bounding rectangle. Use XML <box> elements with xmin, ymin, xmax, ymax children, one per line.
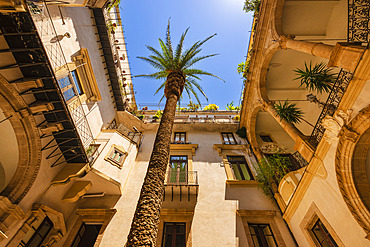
<box><xmin>336</xmin><ymin>105</ymin><xmax>370</xmax><ymax>238</ymax></box>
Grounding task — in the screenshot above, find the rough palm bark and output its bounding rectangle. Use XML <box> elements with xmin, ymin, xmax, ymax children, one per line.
<box><xmin>126</xmin><ymin>71</ymin><xmax>185</xmax><ymax>247</ymax></box>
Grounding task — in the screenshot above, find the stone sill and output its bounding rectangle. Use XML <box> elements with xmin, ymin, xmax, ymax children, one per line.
<box><xmin>226</xmin><ymin>180</ymin><xmax>258</xmax><ymax>186</ymax></box>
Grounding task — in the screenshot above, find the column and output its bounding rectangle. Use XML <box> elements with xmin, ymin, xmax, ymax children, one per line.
<box><xmin>262</xmin><ymin>100</ymin><xmax>314</xmax><ymax>161</ymax></box>
<box><xmin>279</xmin><ymin>36</ymin><xmax>365</xmax><ymax>72</ymax></box>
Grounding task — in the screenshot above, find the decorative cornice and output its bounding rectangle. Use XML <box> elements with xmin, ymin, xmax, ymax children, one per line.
<box><xmin>213</xmin><ymin>144</ymin><xmax>250</xmax><ymax>156</ymax></box>
<box><xmin>170</xmin><ymin>144</ymin><xmax>198</xmax><ymax>156</ymax></box>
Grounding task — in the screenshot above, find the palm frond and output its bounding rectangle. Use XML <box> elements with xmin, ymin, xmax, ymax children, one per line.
<box><xmin>293</xmin><ymin>62</ymin><xmax>337</xmax><ymax>94</ymax></box>
<box><xmin>137</xmin><ymin>20</ymin><xmax>222</xmax><ymax>103</ymax></box>
<box><xmin>274</xmin><ymin>100</ymin><xmax>304</xmax><ymax>125</ymax></box>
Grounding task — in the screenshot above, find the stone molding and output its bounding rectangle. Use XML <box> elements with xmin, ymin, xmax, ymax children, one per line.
<box><xmin>336</xmin><ymin>105</ymin><xmax>370</xmax><ymax>238</ymax></box>
<box><xmin>63</xmin><ymin>208</ymin><xmax>116</xmax><ymax>246</ymax></box>
<box><xmin>299</xmin><ymin>202</ymin><xmax>344</xmax><ymax>246</ymax></box>
<box><xmin>237</xmin><ymin>209</ymin><xmax>286</xmax><ymax>247</ymax></box>
<box><xmin>0</xmin><ymin>75</ymin><xmax>41</xmax><ymax>204</ymax></box>
<box><xmin>5</xmin><ymin>203</ymin><xmax>66</xmax><ymax>246</ymax></box>
<box><xmin>0</xmin><ymin>196</ymin><xmax>26</xmax><ymax>242</ymax></box>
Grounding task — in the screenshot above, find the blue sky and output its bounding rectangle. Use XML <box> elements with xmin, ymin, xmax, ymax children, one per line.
<box><xmin>120</xmin><ymin>0</ymin><xmax>253</xmax><ymax>110</ymax></box>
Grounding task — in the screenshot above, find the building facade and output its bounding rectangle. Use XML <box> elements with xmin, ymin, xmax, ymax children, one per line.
<box><xmin>239</xmin><ymin>0</ymin><xmax>370</xmax><ymax>246</ymax></box>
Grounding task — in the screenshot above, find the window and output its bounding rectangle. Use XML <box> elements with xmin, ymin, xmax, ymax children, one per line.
<box><xmin>309</xmin><ymin>219</ymin><xmax>338</xmax><ymax>247</ymax></box>
<box><xmin>105</xmin><ymin>145</ymin><xmax>128</xmax><ymax>168</ymax></box>
<box><xmin>162</xmin><ymin>222</ymin><xmax>186</xmax><ymax>247</ymax></box>
<box><xmin>221</xmin><ymin>132</ymin><xmax>237</xmax><ymax>144</ymax></box>
<box><xmin>18</xmin><ymin>217</ymin><xmax>53</xmax><ymax>247</ymax></box>
<box><xmin>248</xmin><ymin>224</ymin><xmax>278</xmax><ymax>247</ymax></box>
<box><xmin>168</xmin><ymin>156</ymin><xmax>188</xmax><ymax>184</ymax></box>
<box><xmin>57</xmin><ymin>70</ymin><xmax>84</xmax><ymax>102</ymax></box>
<box><xmin>173</xmin><ymin>132</ymin><xmax>187</xmax><ymax>144</ymax></box>
<box><xmin>227</xmin><ymin>156</ymin><xmax>254</xmax><ymax>180</ymax></box>
<box><xmin>260</xmin><ymin>135</ymin><xmax>273</xmax><ymax>143</ymax></box>
<box><xmin>71</xmin><ymin>223</ymin><xmax>102</xmax><ymax>247</ymax></box>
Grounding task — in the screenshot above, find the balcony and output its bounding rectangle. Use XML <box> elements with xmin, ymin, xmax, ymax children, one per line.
<box><xmin>308</xmin><ymin>69</ymin><xmax>353</xmax><ymax>147</ymax></box>
<box><xmin>163</xmin><ymin>171</ymin><xmax>198</xmax><ymax>203</ymax></box>
<box><xmin>164</xmin><ymin>171</ymin><xmax>198</xmax><ymax>186</ymax></box>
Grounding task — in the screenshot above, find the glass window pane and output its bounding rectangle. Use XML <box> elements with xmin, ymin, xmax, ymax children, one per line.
<box><xmin>176</xmin><ymin>224</ymin><xmax>185</xmax><ymax>234</ymax></box>
<box><xmin>63</xmin><ymin>88</ymin><xmax>77</xmax><ymax>101</ymax></box>
<box><xmin>312</xmin><ymin>224</ymin><xmax>327</xmax><ymax>243</ymax></box>
<box><xmin>240</xmin><ymin>164</ymin><xmax>251</xmax><ymax>180</ymax></box>
<box><xmin>71</xmin><ymin>70</ymin><xmax>82</xmax><ymax>95</ymax></box>
<box><xmin>28</xmin><ymin>235</ymin><xmax>43</xmax><ymax>247</ymax></box>
<box><xmin>57</xmin><ymin>76</ymin><xmax>72</xmax><ymax>89</ymax></box>
<box><xmin>175</xmin><ymin>235</ymin><xmax>186</xmax><ymax>247</ymax></box>
<box><xmin>232</xmin><ymin>164</ymin><xmax>242</xmax><ymax>180</ymax></box>
<box><xmin>164</xmin><ymin>235</ymin><xmax>172</xmax><ymax>247</ymax></box>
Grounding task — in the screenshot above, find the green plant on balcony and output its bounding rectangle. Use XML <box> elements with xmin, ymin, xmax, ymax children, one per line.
<box><xmin>237</xmin><ymin>61</ymin><xmax>249</xmax><ymax>76</ymax></box>
<box><xmin>107</xmin><ymin>20</ymin><xmax>117</xmax><ymax>34</ymax></box>
<box><xmin>274</xmin><ymin>100</ymin><xmax>314</xmax><ymax>127</ymax></box>
<box><xmin>153</xmin><ymin>110</ymin><xmax>163</xmax><ymax>119</ymax></box>
<box><xmin>294</xmin><ymin>62</ymin><xmax>337</xmax><ymax>94</ymax></box>
<box><xmin>254</xmin><ymin>154</ymin><xmax>291</xmax><ymax>198</ymax></box>
<box><xmin>203</xmin><ymin>104</ymin><xmax>219</xmax><ymax>111</ymax></box>
<box><xmin>107</xmin><ymin>0</ymin><xmax>121</xmax><ymax>11</ymax></box>
<box><xmin>187</xmin><ymin>101</ymin><xmax>200</xmax><ymax>111</ymax></box>
<box><xmin>226</xmin><ymin>101</ymin><xmax>241</xmax><ymax>111</ymax></box>
<box><xmin>243</xmin><ymin>0</ymin><xmax>261</xmax><ymax>15</ymax></box>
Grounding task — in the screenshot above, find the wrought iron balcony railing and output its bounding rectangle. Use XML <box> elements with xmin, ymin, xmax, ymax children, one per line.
<box><xmin>106</xmin><ymin>121</ymin><xmax>143</xmax><ymax>147</ymax></box>
<box><xmin>348</xmin><ymin>0</ymin><xmax>370</xmax><ymax>43</ymax></box>
<box><xmin>164</xmin><ymin>171</ymin><xmax>198</xmax><ymax>186</ymax></box>
<box><xmin>308</xmin><ymin>69</ymin><xmax>353</xmax><ymax>147</ymax></box>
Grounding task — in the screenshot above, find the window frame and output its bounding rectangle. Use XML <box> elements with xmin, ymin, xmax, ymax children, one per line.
<box><xmin>19</xmin><ymin>216</ymin><xmax>53</xmax><ymax>247</ymax></box>
<box><xmin>162</xmin><ymin>222</ymin><xmax>186</xmax><ymax>247</ymax></box>
<box><xmin>221</xmin><ymin>132</ymin><xmax>237</xmax><ymax>145</ymax></box>
<box><xmin>71</xmin><ymin>223</ymin><xmax>102</xmax><ymax>247</ymax></box>
<box><xmin>173</xmin><ymin>132</ymin><xmax>187</xmax><ymax>144</ymax></box>
<box><xmin>104</xmin><ymin>145</ymin><xmax>128</xmax><ymax>168</ymax></box>
<box><xmin>57</xmin><ymin>70</ymin><xmax>85</xmax><ymax>103</ymax></box>
<box><xmin>248</xmin><ymin>223</ymin><xmax>278</xmax><ymax>247</ymax></box>
<box><xmin>309</xmin><ymin>219</ymin><xmax>338</xmax><ymax>247</ymax></box>
<box><xmin>227</xmin><ymin>155</ymin><xmax>254</xmax><ymax>181</ymax></box>
<box><xmin>167</xmin><ymin>155</ymin><xmax>188</xmax><ymax>184</ymax></box>
<box><xmin>259</xmin><ymin>134</ymin><xmax>273</xmax><ymax>143</ymax></box>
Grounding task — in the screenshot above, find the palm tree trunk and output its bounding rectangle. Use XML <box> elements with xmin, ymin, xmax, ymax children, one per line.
<box><xmin>127</xmin><ymin>72</ymin><xmax>184</xmax><ymax>246</ymax></box>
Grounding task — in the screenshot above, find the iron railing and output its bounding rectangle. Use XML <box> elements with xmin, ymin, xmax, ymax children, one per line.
<box><xmin>115</xmin><ymin>124</ymin><xmax>143</xmax><ymax>147</ymax></box>
<box><xmin>308</xmin><ymin>69</ymin><xmax>353</xmax><ymax>147</ymax></box>
<box><xmin>164</xmin><ymin>171</ymin><xmax>198</xmax><ymax>185</ymax></box>
<box><xmin>27</xmin><ymin>1</ymin><xmax>94</xmax><ymax>149</ymax></box>
<box><xmin>143</xmin><ymin>115</ymin><xmax>239</xmax><ymax>124</ymax></box>
<box><xmin>290</xmin><ymin>151</ymin><xmax>309</xmax><ymax>169</ymax></box>
<box><xmin>348</xmin><ymin>0</ymin><xmax>370</xmax><ymax>43</ymax></box>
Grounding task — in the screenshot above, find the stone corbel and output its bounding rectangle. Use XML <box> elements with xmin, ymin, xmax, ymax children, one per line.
<box><xmin>62</xmin><ymin>181</ymin><xmax>92</xmax><ymax>203</ymax></box>
<box><xmin>322</xmin><ymin>110</ymin><xmax>352</xmax><ymax>144</ymax></box>
<box><xmin>29</xmin><ymin>102</ymin><xmax>55</xmax><ymax>114</ymax></box>
<box><xmin>0</xmin><ymin>196</ymin><xmax>26</xmax><ymax>242</ymax></box>
<box><xmin>39</xmin><ymin>123</ymin><xmax>64</xmax><ymax>134</ymax></box>
<box><xmin>15</xmin><ymin>79</ymin><xmax>43</xmax><ymax>91</ymax></box>
<box><xmin>328</xmin><ymin>42</ymin><xmax>366</xmax><ymax>72</ymax></box>
<box><xmin>278</xmin><ymin>35</ymin><xmax>295</xmax><ymax>50</ymax></box>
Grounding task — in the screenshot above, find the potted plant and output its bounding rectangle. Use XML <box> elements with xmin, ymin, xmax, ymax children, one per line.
<box><xmin>203</xmin><ymin>104</ymin><xmax>219</xmax><ymax>111</ymax></box>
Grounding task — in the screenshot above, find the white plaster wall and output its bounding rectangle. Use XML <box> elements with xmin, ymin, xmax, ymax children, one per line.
<box><xmin>92</xmin><ymin>131</ymin><xmax>139</xmax><ymax>184</ymax></box>
<box><xmin>46</xmin><ymin>5</ymin><xmax>117</xmax><ymax>138</ymax></box>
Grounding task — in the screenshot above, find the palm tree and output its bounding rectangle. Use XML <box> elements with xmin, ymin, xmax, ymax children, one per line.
<box><xmin>126</xmin><ymin>21</ymin><xmax>221</xmax><ymax>246</ymax></box>
<box><xmin>294</xmin><ymin>62</ymin><xmax>337</xmax><ymax>94</ymax></box>
<box><xmin>274</xmin><ymin>100</ymin><xmax>314</xmax><ymax>127</ymax></box>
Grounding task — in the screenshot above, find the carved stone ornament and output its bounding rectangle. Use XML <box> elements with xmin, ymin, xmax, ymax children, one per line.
<box><xmin>260</xmin><ymin>143</ymin><xmax>287</xmax><ymax>154</ymax></box>
<box><xmin>322</xmin><ymin>110</ymin><xmax>352</xmax><ymax>144</ymax></box>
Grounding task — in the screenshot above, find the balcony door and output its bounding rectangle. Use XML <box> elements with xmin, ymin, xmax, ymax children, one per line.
<box><xmin>168</xmin><ymin>156</ymin><xmax>188</xmax><ymax>184</ymax></box>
